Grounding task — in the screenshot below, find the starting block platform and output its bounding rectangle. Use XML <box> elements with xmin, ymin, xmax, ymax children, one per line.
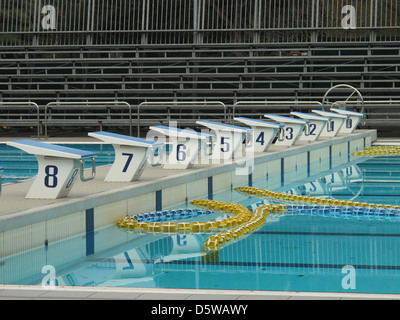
<box><xmin>6</xmin><ymin>139</ymin><xmax>96</xmax><ymax>199</ymax></box>
<box><xmin>234</xmin><ymin>117</ymin><xmax>283</xmax><ymax>152</ymax></box>
<box><xmin>312</xmin><ymin>110</ymin><xmax>350</xmax><ymax>137</ymax></box>
<box><xmin>264</xmin><ymin>114</ymin><xmax>310</xmax><ymax>147</ymax></box>
<box><xmin>149</xmin><ymin>125</ymin><xmax>214</xmax><ymax>169</ymax></box>
<box><xmin>330</xmin><ymin>108</ymin><xmax>365</xmax><ymax>134</ymax></box>
<box><xmin>290</xmin><ymin>112</ymin><xmax>332</xmax><ymax>142</ymax></box>
<box><xmin>196</xmin><ymin>120</ymin><xmax>253</xmax><ymax>160</ymax></box>
<box><xmin>88</xmin><ymin>131</ymin><xmax>164</xmax><ymax>182</ymax></box>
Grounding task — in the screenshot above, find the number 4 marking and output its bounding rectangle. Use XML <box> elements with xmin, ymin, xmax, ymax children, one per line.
<box><xmin>256</xmin><ymin>132</ymin><xmax>265</xmax><ymax>145</ymax></box>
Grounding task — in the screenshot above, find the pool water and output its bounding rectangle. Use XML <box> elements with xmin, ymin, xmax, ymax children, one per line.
<box><xmin>0</xmin><ymin>143</ymin><xmax>115</xmax><ymax>184</ymax></box>
<box><xmin>2</xmin><ymin>143</ymin><xmax>400</xmax><ymax>294</ymax></box>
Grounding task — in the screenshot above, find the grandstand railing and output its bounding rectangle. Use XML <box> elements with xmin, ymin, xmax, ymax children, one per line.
<box><xmin>0</xmin><ymin>102</ymin><xmax>40</xmax><ymax>139</ymax></box>
<box><xmin>232</xmin><ymin>101</ymin><xmax>324</xmax><ymax>122</ymax></box>
<box><xmin>1</xmin><ymin>0</ymin><xmax>400</xmax><ymax>46</ymax></box>
<box><xmin>44</xmin><ymin>101</ymin><xmax>132</xmax><ymax>139</ymax></box>
<box><xmin>137</xmin><ymin>101</ymin><xmax>227</xmax><ymax>137</ymax></box>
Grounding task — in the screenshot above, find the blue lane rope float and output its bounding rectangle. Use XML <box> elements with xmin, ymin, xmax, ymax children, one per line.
<box><xmin>285</xmin><ymin>204</ymin><xmax>400</xmax><ymax>220</ymax></box>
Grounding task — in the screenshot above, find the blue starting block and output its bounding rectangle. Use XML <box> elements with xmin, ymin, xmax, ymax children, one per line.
<box><xmin>290</xmin><ymin>112</ymin><xmax>332</xmax><ymax>142</ymax></box>
<box><xmin>312</xmin><ymin>110</ymin><xmax>350</xmax><ymax>137</ymax></box>
<box><xmin>88</xmin><ymin>131</ymin><xmax>164</xmax><ymax>182</ymax></box>
<box><xmin>196</xmin><ymin>120</ymin><xmax>253</xmax><ymax>160</ymax></box>
<box><xmin>264</xmin><ymin>114</ymin><xmax>310</xmax><ymax>146</ymax></box>
<box><xmin>149</xmin><ymin>125</ymin><xmax>214</xmax><ymax>169</ymax></box>
<box><xmin>330</xmin><ymin>108</ymin><xmax>365</xmax><ymax>134</ymax></box>
<box><xmin>6</xmin><ymin>139</ymin><xmax>96</xmax><ymax>199</ymax></box>
<box><xmin>234</xmin><ymin>117</ymin><xmax>284</xmax><ymax>152</ymax></box>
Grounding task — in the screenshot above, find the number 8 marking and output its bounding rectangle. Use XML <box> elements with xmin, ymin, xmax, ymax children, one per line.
<box><xmin>44</xmin><ymin>165</ymin><xmax>58</xmax><ymax>188</ymax></box>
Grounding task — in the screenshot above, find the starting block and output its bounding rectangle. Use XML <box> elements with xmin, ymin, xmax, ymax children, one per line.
<box><xmin>330</xmin><ymin>108</ymin><xmax>365</xmax><ymax>134</ymax></box>
<box><xmin>88</xmin><ymin>131</ymin><xmax>164</xmax><ymax>182</ymax></box>
<box><xmin>6</xmin><ymin>139</ymin><xmax>96</xmax><ymax>199</ymax></box>
<box><xmin>234</xmin><ymin>117</ymin><xmax>283</xmax><ymax>152</ymax></box>
<box><xmin>149</xmin><ymin>125</ymin><xmax>214</xmax><ymax>169</ymax></box>
<box><xmin>290</xmin><ymin>112</ymin><xmax>332</xmax><ymax>142</ymax></box>
<box><xmin>0</xmin><ymin>167</ymin><xmax>3</xmax><ymax>196</ymax></box>
<box><xmin>196</xmin><ymin>120</ymin><xmax>253</xmax><ymax>160</ymax></box>
<box><xmin>312</xmin><ymin>110</ymin><xmax>350</xmax><ymax>137</ymax></box>
<box><xmin>264</xmin><ymin>114</ymin><xmax>310</xmax><ymax>147</ymax></box>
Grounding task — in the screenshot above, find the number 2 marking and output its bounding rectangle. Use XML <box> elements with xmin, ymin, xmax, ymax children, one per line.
<box><xmin>309</xmin><ymin>124</ymin><xmax>317</xmax><ymax>135</ymax></box>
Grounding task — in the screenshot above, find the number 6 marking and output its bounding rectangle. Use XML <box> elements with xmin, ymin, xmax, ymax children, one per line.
<box><xmin>177</xmin><ymin>144</ymin><xmax>186</xmax><ymax>161</ymax></box>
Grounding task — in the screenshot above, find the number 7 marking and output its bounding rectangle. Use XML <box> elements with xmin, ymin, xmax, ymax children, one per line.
<box><xmin>122</xmin><ymin>153</ymin><xmax>133</xmax><ymax>172</ymax></box>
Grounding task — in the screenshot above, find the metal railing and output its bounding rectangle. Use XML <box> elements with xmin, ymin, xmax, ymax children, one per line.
<box><xmin>44</xmin><ymin>101</ymin><xmax>132</xmax><ymax>139</ymax></box>
<box><xmin>1</xmin><ymin>0</ymin><xmax>400</xmax><ymax>46</ymax></box>
<box><xmin>0</xmin><ymin>102</ymin><xmax>41</xmax><ymax>139</ymax></box>
<box><xmin>137</xmin><ymin>101</ymin><xmax>227</xmax><ymax>137</ymax></box>
<box><xmin>232</xmin><ymin>101</ymin><xmax>324</xmax><ymax>121</ymax></box>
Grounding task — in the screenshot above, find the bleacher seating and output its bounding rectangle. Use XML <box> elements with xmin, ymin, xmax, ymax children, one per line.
<box><xmin>1</xmin><ymin>43</ymin><xmax>400</xmax><ymax>135</ymax></box>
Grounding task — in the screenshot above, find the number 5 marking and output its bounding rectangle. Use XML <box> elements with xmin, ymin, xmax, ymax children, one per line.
<box><xmin>221</xmin><ymin>137</ymin><xmax>230</xmax><ymax>152</ymax></box>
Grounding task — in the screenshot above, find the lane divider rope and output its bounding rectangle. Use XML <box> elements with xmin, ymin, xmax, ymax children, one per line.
<box><xmin>116</xmin><ymin>200</ymin><xmax>287</xmax><ymax>253</ymax></box>
<box><xmin>352</xmin><ymin>146</ymin><xmax>400</xmax><ymax>157</ymax></box>
<box><xmin>234</xmin><ymin>186</ymin><xmax>400</xmax><ymax>211</ymax></box>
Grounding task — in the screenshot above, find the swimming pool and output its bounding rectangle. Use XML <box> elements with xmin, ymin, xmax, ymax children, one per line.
<box><xmin>2</xmin><ymin>146</ymin><xmax>400</xmax><ymax>295</ymax></box>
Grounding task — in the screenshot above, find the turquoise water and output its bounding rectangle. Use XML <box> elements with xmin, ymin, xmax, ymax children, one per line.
<box><xmin>1</xmin><ymin>143</ymin><xmax>400</xmax><ymax>294</ymax></box>
<box><xmin>0</xmin><ymin>143</ymin><xmax>115</xmax><ymax>184</ymax></box>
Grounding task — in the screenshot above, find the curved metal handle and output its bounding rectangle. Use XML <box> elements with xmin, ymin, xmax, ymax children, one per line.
<box><xmin>244</xmin><ymin>131</ymin><xmax>253</xmax><ymax>148</ymax></box>
<box><xmin>346</xmin><ymin>118</ymin><xmax>353</xmax><ymax>129</ymax></box>
<box><xmin>150</xmin><ymin>145</ymin><xmax>164</xmax><ymax>166</ymax></box>
<box><xmin>278</xmin><ymin>128</ymin><xmax>285</xmax><ymax>142</ymax></box>
<box><xmin>327</xmin><ymin>120</ymin><xmax>334</xmax><ymax>132</ymax></box>
<box><xmin>303</xmin><ymin>123</ymin><xmax>311</xmax><ymax>136</ymax></box>
<box><xmin>80</xmin><ymin>157</ymin><xmax>96</xmax><ymax>182</ymax></box>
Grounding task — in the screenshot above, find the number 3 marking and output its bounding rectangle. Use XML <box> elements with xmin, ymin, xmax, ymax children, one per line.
<box><xmin>286</xmin><ymin>127</ymin><xmax>294</xmax><ymax>140</ymax></box>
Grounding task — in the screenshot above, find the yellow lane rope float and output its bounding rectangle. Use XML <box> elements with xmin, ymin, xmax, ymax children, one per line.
<box><xmin>116</xmin><ymin>201</ymin><xmax>252</xmax><ymax>234</ymax></box>
<box><xmin>201</xmin><ymin>203</ymin><xmax>286</xmax><ymax>253</ymax></box>
<box><xmin>116</xmin><ymin>199</ymin><xmax>287</xmax><ymax>253</ymax></box>
<box><xmin>234</xmin><ymin>186</ymin><xmax>400</xmax><ymax>210</ymax></box>
<box><xmin>352</xmin><ymin>146</ymin><xmax>400</xmax><ymax>157</ymax></box>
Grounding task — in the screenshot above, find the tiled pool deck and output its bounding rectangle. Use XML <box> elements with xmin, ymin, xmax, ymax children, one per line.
<box><xmin>1</xmin><ymin>284</ymin><xmax>400</xmax><ymax>300</ymax></box>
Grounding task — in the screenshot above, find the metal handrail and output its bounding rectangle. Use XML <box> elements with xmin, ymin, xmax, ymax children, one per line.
<box><xmin>0</xmin><ymin>102</ymin><xmax>41</xmax><ymax>139</ymax></box>
<box><xmin>44</xmin><ymin>101</ymin><xmax>132</xmax><ymax>139</ymax></box>
<box><xmin>80</xmin><ymin>157</ymin><xmax>96</xmax><ymax>182</ymax></box>
<box><xmin>232</xmin><ymin>101</ymin><xmax>324</xmax><ymax>121</ymax></box>
<box><xmin>137</xmin><ymin>101</ymin><xmax>227</xmax><ymax>137</ymax></box>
